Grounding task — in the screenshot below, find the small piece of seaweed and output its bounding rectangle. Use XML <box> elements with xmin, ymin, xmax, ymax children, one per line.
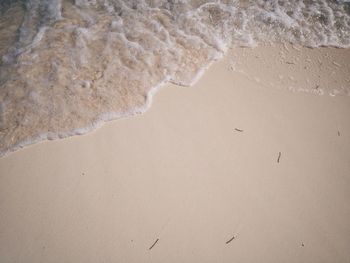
<box><xmin>226</xmin><ymin>235</ymin><xmax>235</xmax><ymax>244</ymax></box>
<box><xmin>277</xmin><ymin>152</ymin><xmax>281</xmax><ymax>163</ymax></box>
<box><xmin>149</xmin><ymin>238</ymin><xmax>159</xmax><ymax>250</ymax></box>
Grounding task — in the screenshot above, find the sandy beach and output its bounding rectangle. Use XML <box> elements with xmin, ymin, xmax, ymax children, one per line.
<box><xmin>0</xmin><ymin>44</ymin><xmax>350</xmax><ymax>262</ymax></box>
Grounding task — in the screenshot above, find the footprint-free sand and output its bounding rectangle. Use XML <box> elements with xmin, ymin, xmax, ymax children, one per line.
<box><xmin>1</xmin><ymin>44</ymin><xmax>349</xmax><ymax>262</ymax></box>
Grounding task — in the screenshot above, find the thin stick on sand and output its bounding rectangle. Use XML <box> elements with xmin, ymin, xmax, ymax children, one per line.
<box><xmin>226</xmin><ymin>235</ymin><xmax>235</xmax><ymax>244</ymax></box>
<box><xmin>149</xmin><ymin>238</ymin><xmax>159</xmax><ymax>250</ymax></box>
<box><xmin>235</xmin><ymin>128</ymin><xmax>244</xmax><ymax>132</ymax></box>
<box><xmin>277</xmin><ymin>152</ymin><xmax>281</xmax><ymax>163</ymax></box>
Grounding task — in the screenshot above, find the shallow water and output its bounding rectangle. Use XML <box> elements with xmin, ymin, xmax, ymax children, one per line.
<box><xmin>0</xmin><ymin>0</ymin><xmax>349</xmax><ymax>157</ymax></box>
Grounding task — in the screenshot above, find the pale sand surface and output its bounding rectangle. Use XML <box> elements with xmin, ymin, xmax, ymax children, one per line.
<box><xmin>0</xmin><ymin>45</ymin><xmax>350</xmax><ymax>262</ymax></box>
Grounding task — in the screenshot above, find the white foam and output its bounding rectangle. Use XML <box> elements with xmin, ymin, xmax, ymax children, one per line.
<box><xmin>0</xmin><ymin>0</ymin><xmax>350</xmax><ymax>157</ymax></box>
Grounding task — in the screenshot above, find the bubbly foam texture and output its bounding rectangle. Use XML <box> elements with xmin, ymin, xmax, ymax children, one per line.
<box><xmin>0</xmin><ymin>0</ymin><xmax>349</xmax><ymax>157</ymax></box>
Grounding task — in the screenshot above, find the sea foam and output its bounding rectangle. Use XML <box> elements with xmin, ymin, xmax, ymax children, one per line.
<box><xmin>0</xmin><ymin>0</ymin><xmax>349</xmax><ymax>157</ymax></box>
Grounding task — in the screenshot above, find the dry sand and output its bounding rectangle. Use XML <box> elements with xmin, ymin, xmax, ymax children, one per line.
<box><xmin>0</xmin><ymin>44</ymin><xmax>350</xmax><ymax>262</ymax></box>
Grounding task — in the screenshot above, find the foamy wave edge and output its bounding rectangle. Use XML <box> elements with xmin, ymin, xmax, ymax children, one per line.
<box><xmin>0</xmin><ymin>55</ymin><xmax>219</xmax><ymax>158</ymax></box>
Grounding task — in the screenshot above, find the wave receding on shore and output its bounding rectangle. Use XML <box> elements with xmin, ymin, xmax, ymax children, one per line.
<box><xmin>0</xmin><ymin>0</ymin><xmax>349</xmax><ymax>157</ymax></box>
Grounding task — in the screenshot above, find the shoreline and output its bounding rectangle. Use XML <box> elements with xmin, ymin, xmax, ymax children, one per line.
<box><xmin>1</xmin><ymin>43</ymin><xmax>349</xmax><ymax>158</ymax></box>
<box><xmin>0</xmin><ymin>44</ymin><xmax>350</xmax><ymax>262</ymax></box>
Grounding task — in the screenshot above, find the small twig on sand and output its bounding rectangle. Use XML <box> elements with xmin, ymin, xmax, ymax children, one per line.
<box><xmin>277</xmin><ymin>152</ymin><xmax>281</xmax><ymax>163</ymax></box>
<box><xmin>286</xmin><ymin>61</ymin><xmax>295</xmax><ymax>65</ymax></box>
<box><xmin>226</xmin><ymin>235</ymin><xmax>235</xmax><ymax>244</ymax></box>
<box><xmin>149</xmin><ymin>238</ymin><xmax>159</xmax><ymax>250</ymax></box>
<box><xmin>235</xmin><ymin>128</ymin><xmax>244</xmax><ymax>132</ymax></box>
<box><xmin>338</xmin><ymin>131</ymin><xmax>340</xmax><ymax>136</ymax></box>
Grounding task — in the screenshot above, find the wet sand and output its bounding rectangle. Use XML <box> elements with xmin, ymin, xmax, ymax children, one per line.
<box><xmin>0</xmin><ymin>44</ymin><xmax>350</xmax><ymax>262</ymax></box>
